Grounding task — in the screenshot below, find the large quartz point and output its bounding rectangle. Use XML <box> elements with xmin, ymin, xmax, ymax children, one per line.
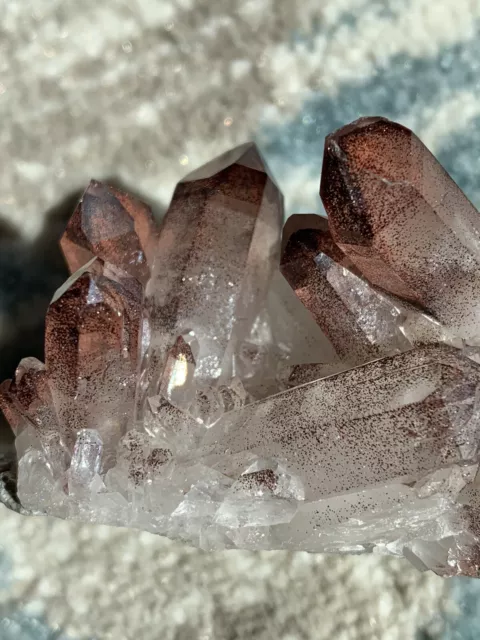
<box><xmin>141</xmin><ymin>143</ymin><xmax>283</xmax><ymax>421</ymax></box>
<box><xmin>321</xmin><ymin>116</ymin><xmax>480</xmax><ymax>341</ymax></box>
<box><xmin>198</xmin><ymin>345</ymin><xmax>480</xmax><ymax>573</ymax></box>
<box><xmin>2</xmin><ymin>121</ymin><xmax>480</xmax><ymax>578</ymax></box>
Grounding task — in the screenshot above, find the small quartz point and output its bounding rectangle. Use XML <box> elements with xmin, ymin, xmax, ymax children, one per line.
<box><xmin>4</xmin><ymin>129</ymin><xmax>480</xmax><ymax>577</ymax></box>
<box><xmin>159</xmin><ymin>333</ymin><xmax>198</xmax><ymax>412</ymax></box>
<box><xmin>0</xmin><ymin>359</ymin><xmax>69</xmax><ymax>479</ymax></box>
<box><xmin>68</xmin><ymin>429</ymin><xmax>103</xmax><ymax>497</ymax></box>
<box><xmin>141</xmin><ymin>143</ymin><xmax>283</xmax><ymax>422</ymax></box>
<box><xmin>61</xmin><ymin>180</ymin><xmax>157</xmax><ymax>284</ymax></box>
<box><xmin>321</xmin><ymin>116</ymin><xmax>480</xmax><ymax>341</ymax></box>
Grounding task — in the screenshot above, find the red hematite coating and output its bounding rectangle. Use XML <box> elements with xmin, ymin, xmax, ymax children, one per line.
<box><xmin>61</xmin><ymin>180</ymin><xmax>158</xmax><ymax>284</ymax></box>
<box><xmin>281</xmin><ymin>220</ymin><xmax>382</xmax><ymax>362</ymax></box>
<box><xmin>2</xmin><ymin>122</ymin><xmax>480</xmax><ymax>578</ymax></box>
<box><xmin>321</xmin><ymin>117</ymin><xmax>480</xmax><ymax>340</ymax></box>
<box><xmin>44</xmin><ymin>260</ymin><xmax>142</xmax><ymax>445</ymax></box>
<box><xmin>281</xmin><ymin>213</ymin><xmax>351</xmax><ymax>268</ymax></box>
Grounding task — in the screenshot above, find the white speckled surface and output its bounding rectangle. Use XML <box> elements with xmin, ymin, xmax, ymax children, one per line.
<box><xmin>0</xmin><ymin>511</ymin><xmax>449</xmax><ymax>639</ymax></box>
<box><xmin>3</xmin><ymin>0</ymin><xmax>480</xmax><ymax>637</ymax></box>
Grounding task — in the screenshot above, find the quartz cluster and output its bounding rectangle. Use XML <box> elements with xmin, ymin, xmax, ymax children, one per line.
<box><xmin>2</xmin><ymin>120</ymin><xmax>480</xmax><ymax>577</ymax></box>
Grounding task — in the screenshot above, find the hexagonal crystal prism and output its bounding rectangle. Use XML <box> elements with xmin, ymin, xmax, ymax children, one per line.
<box><xmin>321</xmin><ymin>117</ymin><xmax>480</xmax><ymax>341</ymax></box>
<box><xmin>61</xmin><ymin>180</ymin><xmax>157</xmax><ymax>284</ymax></box>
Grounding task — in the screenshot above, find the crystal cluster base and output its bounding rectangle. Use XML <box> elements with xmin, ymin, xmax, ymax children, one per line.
<box><xmin>2</xmin><ymin>121</ymin><xmax>480</xmax><ymax>577</ymax></box>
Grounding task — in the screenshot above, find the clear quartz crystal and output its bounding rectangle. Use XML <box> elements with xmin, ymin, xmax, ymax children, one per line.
<box><xmin>3</xmin><ymin>122</ymin><xmax>480</xmax><ymax>579</ymax></box>
<box><xmin>140</xmin><ymin>143</ymin><xmax>283</xmax><ymax>423</ymax></box>
<box><xmin>215</xmin><ymin>460</ymin><xmax>305</xmax><ymax>529</ymax></box>
<box><xmin>68</xmin><ymin>429</ymin><xmax>103</xmax><ymax>495</ymax></box>
<box><xmin>17</xmin><ymin>449</ymin><xmax>67</xmax><ymax>517</ymax></box>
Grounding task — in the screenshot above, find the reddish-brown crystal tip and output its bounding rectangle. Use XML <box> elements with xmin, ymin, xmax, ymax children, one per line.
<box><xmin>320</xmin><ymin>117</ymin><xmax>480</xmax><ymax>339</ymax></box>
<box><xmin>61</xmin><ymin>180</ymin><xmax>157</xmax><ymax>284</ymax></box>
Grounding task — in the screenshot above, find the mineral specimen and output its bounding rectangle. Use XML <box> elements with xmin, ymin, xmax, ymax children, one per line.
<box><xmin>2</xmin><ymin>123</ymin><xmax>480</xmax><ymax>577</ymax></box>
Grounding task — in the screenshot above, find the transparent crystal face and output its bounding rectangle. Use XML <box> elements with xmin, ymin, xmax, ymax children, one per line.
<box><xmin>2</xmin><ymin>126</ymin><xmax>480</xmax><ymax>578</ymax></box>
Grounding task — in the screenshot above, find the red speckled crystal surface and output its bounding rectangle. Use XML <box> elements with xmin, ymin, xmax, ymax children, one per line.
<box><xmin>2</xmin><ymin>125</ymin><xmax>480</xmax><ymax>577</ymax></box>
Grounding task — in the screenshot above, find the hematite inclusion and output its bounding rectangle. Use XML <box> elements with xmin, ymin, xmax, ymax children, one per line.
<box><xmin>2</xmin><ymin>120</ymin><xmax>480</xmax><ymax>577</ymax></box>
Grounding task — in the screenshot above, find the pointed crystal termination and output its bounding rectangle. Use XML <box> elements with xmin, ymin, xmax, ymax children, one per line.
<box><xmin>321</xmin><ymin>117</ymin><xmax>480</xmax><ymax>340</ymax></box>
<box><xmin>158</xmin><ymin>334</ymin><xmax>197</xmax><ymax>412</ymax></box>
<box><xmin>238</xmin><ymin>268</ymin><xmax>341</xmax><ymax>398</ymax></box>
<box><xmin>280</xmin><ymin>214</ymin><xmax>458</xmax><ymax>380</ymax></box>
<box><xmin>45</xmin><ymin>259</ymin><xmax>142</xmax><ymax>455</ymax></box>
<box><xmin>143</xmin><ymin>143</ymin><xmax>283</xmax><ymax>411</ymax></box>
<box><xmin>61</xmin><ymin>180</ymin><xmax>158</xmax><ymax>284</ymax></box>
<box><xmin>281</xmin><ymin>215</ymin><xmax>411</xmax><ymax>364</ymax></box>
<box><xmin>281</xmin><ymin>213</ymin><xmax>354</xmax><ymax>270</ymax></box>
<box><xmin>68</xmin><ymin>429</ymin><xmax>103</xmax><ymax>496</ymax></box>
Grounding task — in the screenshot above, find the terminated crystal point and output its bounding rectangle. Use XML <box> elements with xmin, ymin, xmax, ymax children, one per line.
<box><xmin>321</xmin><ymin>116</ymin><xmax>480</xmax><ymax>340</ymax></box>
<box><xmin>61</xmin><ymin>180</ymin><xmax>157</xmax><ymax>284</ymax></box>
<box><xmin>202</xmin><ymin>345</ymin><xmax>480</xmax><ymax>497</ymax></box>
<box><xmin>280</xmin><ymin>213</ymin><xmax>458</xmax><ymax>380</ymax></box>
<box><xmin>142</xmin><ymin>142</ymin><xmax>283</xmax><ymax>417</ymax></box>
<box><xmin>45</xmin><ymin>259</ymin><xmax>142</xmax><ymax>455</ymax></box>
<box><xmin>3</xmin><ymin>126</ymin><xmax>480</xmax><ymax>578</ymax></box>
<box><xmin>281</xmin><ymin>216</ymin><xmax>409</xmax><ymax>364</ymax></box>
<box><xmin>281</xmin><ymin>213</ymin><xmax>354</xmax><ymax>269</ymax></box>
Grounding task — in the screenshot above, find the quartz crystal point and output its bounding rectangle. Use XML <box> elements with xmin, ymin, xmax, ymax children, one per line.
<box><xmin>280</xmin><ymin>213</ymin><xmax>457</xmax><ymax>378</ymax></box>
<box><xmin>202</xmin><ymin>346</ymin><xmax>479</xmax><ymax>498</ymax></box>
<box><xmin>141</xmin><ymin>143</ymin><xmax>283</xmax><ymax>420</ymax></box>
<box><xmin>321</xmin><ymin>116</ymin><xmax>480</xmax><ymax>341</ymax></box>
<box><xmin>61</xmin><ymin>180</ymin><xmax>157</xmax><ymax>284</ymax></box>
<box><xmin>3</xmin><ymin>125</ymin><xmax>480</xmax><ymax>578</ymax></box>
<box><xmin>197</xmin><ymin>346</ymin><xmax>480</xmax><ymax>572</ymax></box>
<box><xmin>0</xmin><ymin>358</ymin><xmax>69</xmax><ymax>479</ymax></box>
<box><xmin>45</xmin><ymin>259</ymin><xmax>142</xmax><ymax>456</ymax></box>
<box><xmin>281</xmin><ymin>215</ymin><xmax>409</xmax><ymax>363</ymax></box>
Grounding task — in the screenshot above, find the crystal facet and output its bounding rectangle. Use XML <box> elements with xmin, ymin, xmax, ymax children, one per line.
<box><xmin>61</xmin><ymin>180</ymin><xmax>157</xmax><ymax>284</ymax></box>
<box><xmin>45</xmin><ymin>259</ymin><xmax>142</xmax><ymax>456</ymax></box>
<box><xmin>141</xmin><ymin>142</ymin><xmax>283</xmax><ymax>419</ymax></box>
<box><xmin>3</xmin><ymin>121</ymin><xmax>480</xmax><ymax>577</ymax></box>
<box><xmin>321</xmin><ymin>117</ymin><xmax>480</xmax><ymax>341</ymax></box>
<box><xmin>281</xmin><ymin>217</ymin><xmax>409</xmax><ymax>363</ymax></box>
<box><xmin>281</xmin><ymin>214</ymin><xmax>457</xmax><ymax>376</ymax></box>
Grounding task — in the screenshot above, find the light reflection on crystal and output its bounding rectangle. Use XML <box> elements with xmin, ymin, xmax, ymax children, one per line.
<box><xmin>3</xmin><ymin>120</ymin><xmax>480</xmax><ymax>578</ymax></box>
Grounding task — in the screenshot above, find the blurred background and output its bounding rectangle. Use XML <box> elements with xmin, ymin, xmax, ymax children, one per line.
<box><xmin>1</xmin><ymin>0</ymin><xmax>480</xmax><ymax>637</ymax></box>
